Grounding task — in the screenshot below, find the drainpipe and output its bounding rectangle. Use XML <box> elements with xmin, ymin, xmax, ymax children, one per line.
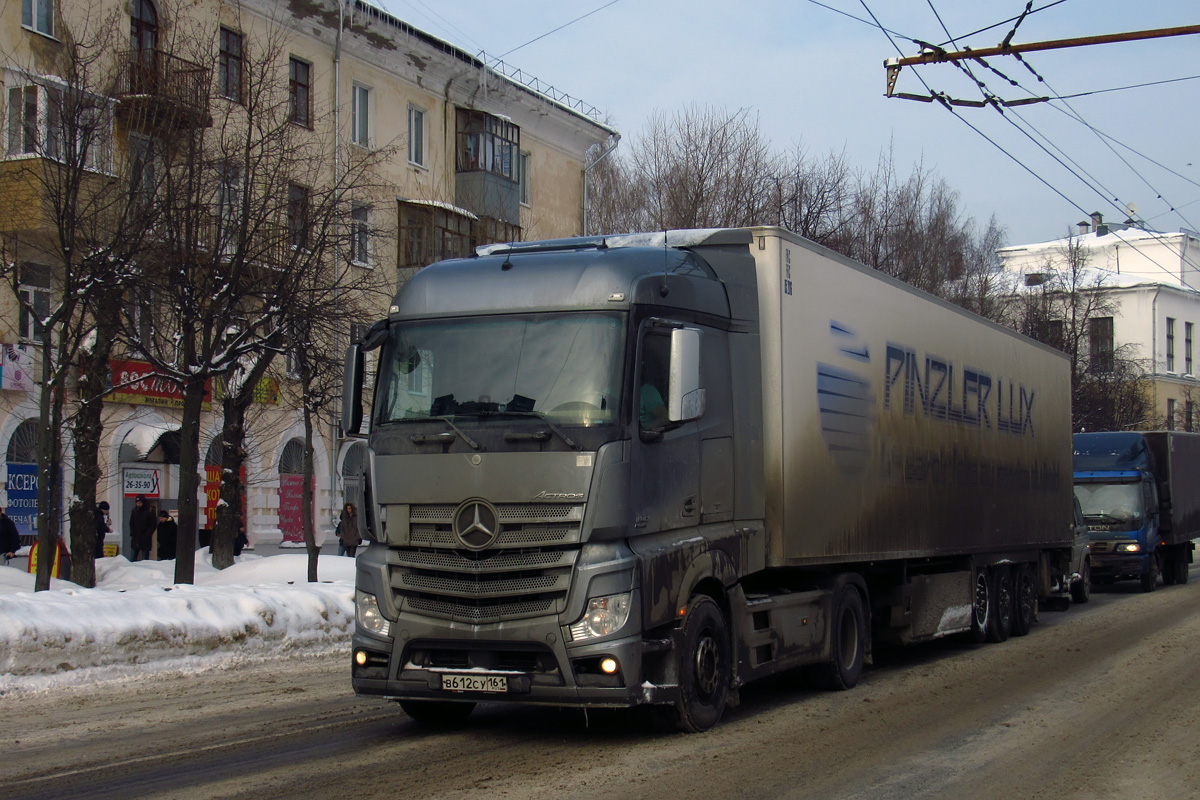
<box><xmin>582</xmin><ymin>133</ymin><xmax>620</xmax><ymax>236</ymax></box>
<box><xmin>331</xmin><ymin>0</ymin><xmax>347</xmax><ymax>527</ymax></box>
<box><xmin>1152</xmin><ymin>286</ymin><xmax>1160</xmax><ymax>421</ymax></box>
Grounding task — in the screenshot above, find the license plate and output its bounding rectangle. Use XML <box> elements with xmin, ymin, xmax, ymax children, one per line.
<box><xmin>439</xmin><ymin>673</ymin><xmax>509</xmax><ymax>693</ymax></box>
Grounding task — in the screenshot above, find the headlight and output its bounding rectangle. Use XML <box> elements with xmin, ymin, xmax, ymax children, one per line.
<box><xmin>568</xmin><ymin>593</ymin><xmax>631</xmax><ymax>642</ymax></box>
<box><xmin>356</xmin><ymin>590</ymin><xmax>391</xmax><ymax>637</ymax></box>
<box><xmin>1115</xmin><ymin>542</ymin><xmax>1142</xmax><ymax>553</ymax></box>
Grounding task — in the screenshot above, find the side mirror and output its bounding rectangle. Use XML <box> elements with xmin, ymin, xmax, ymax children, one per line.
<box><xmin>342</xmin><ymin>342</ymin><xmax>364</xmax><ymax>435</ymax></box>
<box><xmin>668</xmin><ymin>327</ymin><xmax>705</xmax><ymax>423</ymax></box>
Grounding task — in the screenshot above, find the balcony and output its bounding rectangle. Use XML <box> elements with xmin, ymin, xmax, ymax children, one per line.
<box><xmin>113</xmin><ymin>50</ymin><xmax>212</xmax><ymax>130</ymax></box>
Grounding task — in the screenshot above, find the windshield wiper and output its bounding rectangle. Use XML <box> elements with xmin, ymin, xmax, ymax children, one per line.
<box><xmin>1084</xmin><ymin>513</ymin><xmax>1126</xmax><ymax>524</ymax></box>
<box><xmin>482</xmin><ymin>410</ymin><xmax>579</xmax><ymax>450</ymax></box>
<box><xmin>396</xmin><ymin>415</ymin><xmax>482</xmax><ymax>450</ymax></box>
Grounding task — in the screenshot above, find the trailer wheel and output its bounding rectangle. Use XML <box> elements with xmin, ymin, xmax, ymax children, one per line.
<box><xmin>398</xmin><ymin>699</ymin><xmax>476</xmax><ymax>726</ymax></box>
<box><xmin>970</xmin><ymin>568</ymin><xmax>991</xmax><ymax>643</ymax></box>
<box><xmin>667</xmin><ymin>595</ymin><xmax>731</xmax><ymax>733</ymax></box>
<box><xmin>1070</xmin><ymin>558</ymin><xmax>1091</xmax><ymax>604</ymax></box>
<box><xmin>1178</xmin><ymin>548</ymin><xmax>1191</xmax><ymax>585</ymax></box>
<box><xmin>809</xmin><ymin>584</ymin><xmax>866</xmax><ymax>691</ymax></box>
<box><xmin>987</xmin><ymin>566</ymin><xmax>1013</xmax><ymax>643</ymax></box>
<box><xmin>1012</xmin><ymin>564</ymin><xmax>1037</xmax><ymax>636</ymax></box>
<box><xmin>1140</xmin><ymin>553</ymin><xmax>1160</xmax><ymax>593</ymax></box>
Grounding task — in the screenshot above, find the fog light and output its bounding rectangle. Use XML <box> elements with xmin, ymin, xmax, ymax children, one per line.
<box><xmin>600</xmin><ymin>657</ymin><xmax>619</xmax><ymax>674</ymax></box>
<box><xmin>355</xmin><ymin>650</ymin><xmax>368</xmax><ymax>666</ymax></box>
<box><xmin>1115</xmin><ymin>542</ymin><xmax>1141</xmax><ymax>553</ymax></box>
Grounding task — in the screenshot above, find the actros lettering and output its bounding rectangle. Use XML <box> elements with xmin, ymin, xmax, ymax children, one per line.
<box><xmin>884</xmin><ymin>344</ymin><xmax>1034</xmax><ymax>436</ymax></box>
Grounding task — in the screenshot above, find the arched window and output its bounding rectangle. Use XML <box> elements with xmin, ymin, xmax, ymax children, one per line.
<box><xmin>6</xmin><ymin>419</ymin><xmax>39</xmax><ymax>464</ymax></box>
<box><xmin>131</xmin><ymin>0</ymin><xmax>158</xmax><ymax>52</ymax></box>
<box><xmin>279</xmin><ymin>438</ymin><xmax>307</xmax><ymax>475</ymax></box>
<box><xmin>278</xmin><ymin>438</ymin><xmax>309</xmax><ymax>543</ymax></box>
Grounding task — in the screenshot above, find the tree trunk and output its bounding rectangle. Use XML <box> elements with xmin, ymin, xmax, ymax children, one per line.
<box><xmin>68</xmin><ymin>316</ymin><xmax>114</xmax><ymax>588</ymax></box>
<box><xmin>302</xmin><ymin>404</ymin><xmax>319</xmax><ymax>583</ymax></box>
<box><xmin>211</xmin><ymin>398</ymin><xmax>247</xmax><ymax>570</ymax></box>
<box><xmin>34</xmin><ymin>330</ymin><xmax>58</xmax><ymax>591</ymax></box>
<box><xmin>173</xmin><ymin>375</ymin><xmax>207</xmax><ymax>584</ymax></box>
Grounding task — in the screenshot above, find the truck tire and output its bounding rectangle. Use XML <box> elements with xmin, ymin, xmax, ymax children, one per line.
<box><xmin>1163</xmin><ymin>548</ymin><xmax>1178</xmax><ymax>586</ymax></box>
<box><xmin>667</xmin><ymin>595</ymin><xmax>731</xmax><ymax>733</ymax></box>
<box><xmin>1012</xmin><ymin>563</ymin><xmax>1037</xmax><ymax>636</ymax></box>
<box><xmin>1179</xmin><ymin>548</ymin><xmax>1191</xmax><ymax>585</ymax></box>
<box><xmin>808</xmin><ymin>584</ymin><xmax>866</xmax><ymax>691</ymax></box>
<box><xmin>987</xmin><ymin>566</ymin><xmax>1013</xmax><ymax>643</ymax></box>
<box><xmin>1140</xmin><ymin>553</ymin><xmax>1160</xmax><ymax>593</ymax></box>
<box><xmin>398</xmin><ymin>699</ymin><xmax>476</xmax><ymax>726</ymax></box>
<box><xmin>970</xmin><ymin>568</ymin><xmax>991</xmax><ymax>644</ymax></box>
<box><xmin>1070</xmin><ymin>558</ymin><xmax>1091</xmax><ymax>604</ymax></box>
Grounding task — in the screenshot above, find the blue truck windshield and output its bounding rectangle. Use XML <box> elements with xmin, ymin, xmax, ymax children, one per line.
<box><xmin>374</xmin><ymin>312</ymin><xmax>626</xmax><ymax>427</ymax></box>
<box><xmin>1074</xmin><ymin>482</ymin><xmax>1144</xmax><ymax>528</ymax></box>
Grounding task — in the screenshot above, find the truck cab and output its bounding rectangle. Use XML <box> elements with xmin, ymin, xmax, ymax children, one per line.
<box><xmin>1072</xmin><ymin>432</ymin><xmax>1160</xmax><ymax>591</ymax></box>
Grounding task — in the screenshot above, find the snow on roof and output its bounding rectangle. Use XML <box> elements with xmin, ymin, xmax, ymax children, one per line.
<box><xmin>398</xmin><ymin>198</ymin><xmax>479</xmax><ymax>221</ymax></box>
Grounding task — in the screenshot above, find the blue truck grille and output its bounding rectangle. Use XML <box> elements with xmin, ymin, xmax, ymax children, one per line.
<box><xmin>388</xmin><ymin>503</ymin><xmax>584</xmax><ymax>624</ymax></box>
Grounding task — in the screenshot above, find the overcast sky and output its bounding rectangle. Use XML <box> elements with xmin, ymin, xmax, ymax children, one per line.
<box><xmin>380</xmin><ymin>0</ymin><xmax>1198</xmax><ymax>249</ymax></box>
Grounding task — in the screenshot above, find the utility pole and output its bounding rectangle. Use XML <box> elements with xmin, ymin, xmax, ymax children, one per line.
<box><xmin>886</xmin><ymin>24</ymin><xmax>1200</xmax><ymax>99</ymax></box>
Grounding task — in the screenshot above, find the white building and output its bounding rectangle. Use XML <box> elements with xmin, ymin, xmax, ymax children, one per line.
<box><xmin>997</xmin><ymin>213</ymin><xmax>1200</xmax><ymax>429</ymax></box>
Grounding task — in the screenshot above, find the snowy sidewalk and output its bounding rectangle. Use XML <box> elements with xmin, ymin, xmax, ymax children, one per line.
<box><xmin>0</xmin><ymin>552</ymin><xmax>356</xmax><ymax>694</ymax></box>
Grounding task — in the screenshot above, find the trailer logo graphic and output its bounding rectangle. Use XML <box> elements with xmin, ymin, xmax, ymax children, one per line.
<box><xmin>453</xmin><ymin>498</ymin><xmax>500</xmax><ymax>550</ymax></box>
<box><xmin>817</xmin><ymin>321</ymin><xmax>876</xmax><ymax>473</ymax></box>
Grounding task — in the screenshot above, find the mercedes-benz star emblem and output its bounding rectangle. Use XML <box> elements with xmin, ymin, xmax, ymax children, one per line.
<box><xmin>452</xmin><ymin>498</ymin><xmax>500</xmax><ymax>550</ymax></box>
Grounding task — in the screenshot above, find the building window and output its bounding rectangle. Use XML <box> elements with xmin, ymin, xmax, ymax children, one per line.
<box><xmin>289</xmin><ymin>57</ymin><xmax>311</xmax><ymax>128</ymax></box>
<box><xmin>128</xmin><ymin>132</ymin><xmax>162</xmax><ymax>208</ymax></box>
<box><xmin>17</xmin><ymin>264</ymin><xmax>50</xmax><ymax>341</ymax></box>
<box><xmin>6</xmin><ymin>79</ymin><xmax>112</xmax><ymax>170</ymax></box>
<box><xmin>287</xmin><ymin>183</ymin><xmax>310</xmax><ymax>250</ymax></box>
<box><xmin>1167</xmin><ymin>317</ymin><xmax>1176</xmax><ymax>372</ymax></box>
<box><xmin>1089</xmin><ymin>316</ymin><xmax>1114</xmax><ymax>374</ymax></box>
<box><xmin>456</xmin><ymin>108</ymin><xmax>520</xmax><ymax>181</ymax></box>
<box><xmin>22</xmin><ymin>0</ymin><xmax>54</xmax><ymax>36</ymax></box>
<box><xmin>519</xmin><ymin>151</ymin><xmax>530</xmax><ymax>206</ymax></box>
<box><xmin>1188</xmin><ymin>401</ymin><xmax>1195</xmax><ymax>433</ymax></box>
<box><xmin>398</xmin><ymin>201</ymin><xmax>473</xmax><ymax>269</ymax></box>
<box><xmin>1167</xmin><ymin>399</ymin><xmax>1177</xmax><ymax>430</ymax></box>
<box><xmin>217</xmin><ymin>163</ymin><xmax>242</xmax><ymax>249</ymax></box>
<box><xmin>350</xmin><ymin>203</ymin><xmax>370</xmax><ymax>265</ymax></box>
<box><xmin>408</xmin><ymin>104</ymin><xmax>425</xmax><ymax>167</ymax></box>
<box><xmin>218</xmin><ymin>28</ymin><xmax>244</xmax><ymax>103</ymax></box>
<box><xmin>1187</xmin><ymin>322</ymin><xmax>1194</xmax><ymax>375</ymax></box>
<box><xmin>351</xmin><ymin>84</ymin><xmax>370</xmax><ymax>147</ymax></box>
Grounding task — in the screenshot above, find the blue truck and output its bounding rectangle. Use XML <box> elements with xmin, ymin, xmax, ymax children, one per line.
<box><xmin>1073</xmin><ymin>431</ymin><xmax>1200</xmax><ymax>591</ymax></box>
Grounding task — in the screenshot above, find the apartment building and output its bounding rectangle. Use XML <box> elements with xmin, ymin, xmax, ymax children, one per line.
<box><xmin>0</xmin><ymin>0</ymin><xmax>618</xmax><ymax>554</ymax></box>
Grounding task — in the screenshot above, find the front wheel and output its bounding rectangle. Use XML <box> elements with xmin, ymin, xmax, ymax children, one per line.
<box><xmin>1070</xmin><ymin>558</ymin><xmax>1091</xmax><ymax>604</ymax></box>
<box><xmin>665</xmin><ymin>595</ymin><xmax>731</xmax><ymax>733</ymax></box>
<box><xmin>1140</xmin><ymin>553</ymin><xmax>1160</xmax><ymax>593</ymax></box>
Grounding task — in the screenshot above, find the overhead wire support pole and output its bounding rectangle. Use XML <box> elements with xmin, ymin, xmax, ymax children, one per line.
<box><xmin>886</xmin><ymin>24</ymin><xmax>1200</xmax><ymax>96</ymax></box>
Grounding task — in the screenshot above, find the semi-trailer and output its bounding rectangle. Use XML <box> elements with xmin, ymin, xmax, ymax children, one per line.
<box><xmin>343</xmin><ymin>226</ymin><xmax>1082</xmax><ymax>731</ymax></box>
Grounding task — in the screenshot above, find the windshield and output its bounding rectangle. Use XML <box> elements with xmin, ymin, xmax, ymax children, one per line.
<box><xmin>374</xmin><ymin>312</ymin><xmax>626</xmax><ymax>427</ymax></box>
<box><xmin>1074</xmin><ymin>482</ymin><xmax>1144</xmax><ymax>528</ymax></box>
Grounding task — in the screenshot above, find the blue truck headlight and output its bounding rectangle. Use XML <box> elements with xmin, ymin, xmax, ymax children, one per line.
<box><xmin>1114</xmin><ymin>542</ymin><xmax>1142</xmax><ymax>553</ymax></box>
<box><xmin>568</xmin><ymin>593</ymin><xmax>632</xmax><ymax>642</ymax></box>
<box><xmin>356</xmin><ymin>590</ymin><xmax>391</xmax><ymax>637</ymax></box>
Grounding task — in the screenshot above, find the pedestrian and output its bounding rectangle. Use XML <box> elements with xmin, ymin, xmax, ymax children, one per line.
<box><xmin>156</xmin><ymin>510</ymin><xmax>178</xmax><ymax>561</ymax></box>
<box><xmin>94</xmin><ymin>501</ymin><xmax>111</xmax><ymax>559</ymax></box>
<box><xmin>338</xmin><ymin>502</ymin><xmax>362</xmax><ymax>557</ymax></box>
<box><xmin>234</xmin><ymin>516</ymin><xmax>249</xmax><ymax>556</ymax></box>
<box><xmin>0</xmin><ymin>507</ymin><xmax>20</xmax><ymax>566</ymax></box>
<box><xmin>129</xmin><ymin>495</ymin><xmax>157</xmax><ymax>562</ymax></box>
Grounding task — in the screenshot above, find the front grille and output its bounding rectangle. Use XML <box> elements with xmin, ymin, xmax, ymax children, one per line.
<box><xmin>390</xmin><ymin>502</ymin><xmax>584</xmax><ymax>624</ymax></box>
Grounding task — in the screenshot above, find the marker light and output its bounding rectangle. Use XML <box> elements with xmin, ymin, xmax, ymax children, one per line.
<box><xmin>600</xmin><ymin>657</ymin><xmax>619</xmax><ymax>674</ymax></box>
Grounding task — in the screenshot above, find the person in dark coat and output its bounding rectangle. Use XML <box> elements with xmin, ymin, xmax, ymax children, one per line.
<box><xmin>337</xmin><ymin>502</ymin><xmax>362</xmax><ymax>558</ymax></box>
<box><xmin>234</xmin><ymin>516</ymin><xmax>249</xmax><ymax>556</ymax></box>
<box><xmin>156</xmin><ymin>510</ymin><xmax>178</xmax><ymax>561</ymax></box>
<box><xmin>0</xmin><ymin>507</ymin><xmax>20</xmax><ymax>566</ymax></box>
<box><xmin>94</xmin><ymin>501</ymin><xmax>111</xmax><ymax>559</ymax></box>
<box><xmin>129</xmin><ymin>495</ymin><xmax>157</xmax><ymax>562</ymax></box>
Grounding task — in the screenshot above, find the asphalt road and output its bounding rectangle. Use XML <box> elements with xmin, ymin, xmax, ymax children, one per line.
<box><xmin>3</xmin><ymin>574</ymin><xmax>1199</xmax><ymax>800</ymax></box>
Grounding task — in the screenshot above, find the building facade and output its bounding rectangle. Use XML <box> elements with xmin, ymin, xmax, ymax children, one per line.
<box><xmin>997</xmin><ymin>214</ymin><xmax>1200</xmax><ymax>430</ymax></box>
<box><xmin>0</xmin><ymin>0</ymin><xmax>617</xmax><ymax>556</ymax></box>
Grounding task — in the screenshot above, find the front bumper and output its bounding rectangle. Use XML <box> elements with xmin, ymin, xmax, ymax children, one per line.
<box><xmin>352</xmin><ymin>619</ymin><xmax>676</xmax><ymax>708</ymax></box>
<box><xmin>1091</xmin><ymin>551</ymin><xmax>1150</xmax><ymax>580</ymax></box>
